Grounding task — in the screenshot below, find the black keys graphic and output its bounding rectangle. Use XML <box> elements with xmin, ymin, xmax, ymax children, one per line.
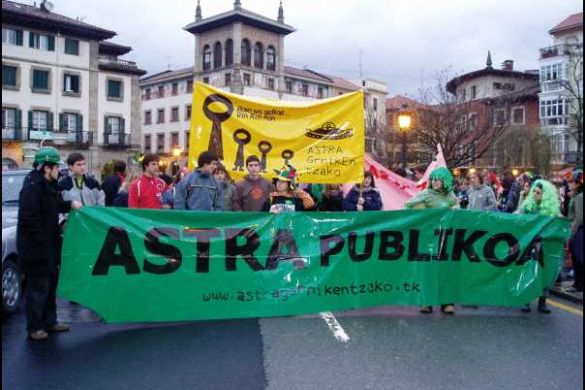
<box><xmin>233</xmin><ymin>129</ymin><xmax>252</xmax><ymax>171</ymax></box>
<box><xmin>282</xmin><ymin>149</ymin><xmax>294</xmax><ymax>165</ymax></box>
<box><xmin>202</xmin><ymin>94</ymin><xmax>233</xmax><ymax>161</ymax></box>
<box><xmin>258</xmin><ymin>141</ymin><xmax>273</xmax><ymax>173</ymax></box>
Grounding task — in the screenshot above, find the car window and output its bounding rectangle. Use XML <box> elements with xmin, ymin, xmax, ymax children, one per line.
<box><xmin>2</xmin><ymin>173</ymin><xmax>27</xmax><ymax>205</ymax></box>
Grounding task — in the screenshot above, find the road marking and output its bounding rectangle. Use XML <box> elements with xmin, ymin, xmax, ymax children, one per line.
<box><xmin>319</xmin><ymin>312</ymin><xmax>350</xmax><ymax>343</ymax></box>
<box><xmin>548</xmin><ymin>299</ymin><xmax>583</xmax><ymax>316</ymax></box>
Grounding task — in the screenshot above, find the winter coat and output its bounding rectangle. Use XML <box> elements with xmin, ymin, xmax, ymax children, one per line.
<box><xmin>499</xmin><ymin>180</ymin><xmax>522</xmax><ymax>213</ymax></box>
<box><xmin>262</xmin><ymin>191</ymin><xmax>314</xmax><ymax>212</ymax></box>
<box><xmin>231</xmin><ymin>176</ymin><xmax>274</xmax><ymax>211</ymax></box>
<box><xmin>343</xmin><ymin>186</ymin><xmax>383</xmax><ymax>211</ymax></box>
<box><xmin>17</xmin><ymin>170</ymin><xmax>72</xmax><ymax>277</ymax></box>
<box><xmin>174</xmin><ymin>169</ymin><xmax>224</xmax><ymax>211</ymax></box>
<box><xmin>319</xmin><ymin>192</ymin><xmax>344</xmax><ymax>211</ymax></box>
<box><xmin>218</xmin><ymin>182</ymin><xmax>236</xmax><ymax>211</ymax></box>
<box><xmin>59</xmin><ymin>172</ymin><xmax>105</xmax><ymax>207</ymax></box>
<box><xmin>467</xmin><ymin>185</ymin><xmax>497</xmax><ymax>211</ymax></box>
<box><xmin>569</xmin><ymin>192</ymin><xmax>583</xmax><ymax>235</ymax></box>
<box><xmin>102</xmin><ymin>174</ymin><xmax>124</xmax><ymax>206</ymax></box>
<box><xmin>404</xmin><ymin>189</ymin><xmax>459</xmax><ymax>210</ymax></box>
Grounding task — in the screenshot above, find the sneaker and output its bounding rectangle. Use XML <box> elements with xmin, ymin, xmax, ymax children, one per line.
<box><xmin>420</xmin><ymin>306</ymin><xmax>433</xmax><ymax>314</ymax></box>
<box><xmin>441</xmin><ymin>305</ymin><xmax>455</xmax><ymax>315</ymax></box>
<box><xmin>537</xmin><ymin>305</ymin><xmax>552</xmax><ymax>314</ymax></box>
<box><xmin>521</xmin><ymin>305</ymin><xmax>531</xmax><ymax>313</ymax></box>
<box><xmin>28</xmin><ymin>330</ymin><xmax>49</xmax><ymax>341</ymax></box>
<box><xmin>47</xmin><ymin>323</ymin><xmax>70</xmax><ymax>332</ymax></box>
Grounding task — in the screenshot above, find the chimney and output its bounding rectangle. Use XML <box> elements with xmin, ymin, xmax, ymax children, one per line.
<box><xmin>502</xmin><ymin>60</ymin><xmax>514</xmax><ymax>71</ymax></box>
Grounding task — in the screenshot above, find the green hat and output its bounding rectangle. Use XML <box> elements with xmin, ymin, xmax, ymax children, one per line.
<box><xmin>34</xmin><ymin>146</ymin><xmax>63</xmax><ymax>165</ymax></box>
<box><xmin>273</xmin><ymin>164</ymin><xmax>297</xmax><ymax>188</ymax></box>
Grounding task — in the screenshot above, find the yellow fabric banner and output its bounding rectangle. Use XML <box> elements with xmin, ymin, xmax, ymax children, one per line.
<box><xmin>188</xmin><ymin>82</ymin><xmax>365</xmax><ymax>184</ymax></box>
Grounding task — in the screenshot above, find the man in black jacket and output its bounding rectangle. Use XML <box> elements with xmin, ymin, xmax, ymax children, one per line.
<box><xmin>17</xmin><ymin>147</ymin><xmax>82</xmax><ymax>340</ymax></box>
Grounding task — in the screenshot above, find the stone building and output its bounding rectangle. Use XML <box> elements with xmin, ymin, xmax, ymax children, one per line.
<box><xmin>1</xmin><ymin>0</ymin><xmax>146</xmax><ymax>176</ymax></box>
<box><xmin>140</xmin><ymin>0</ymin><xmax>388</xmax><ymax>169</ymax></box>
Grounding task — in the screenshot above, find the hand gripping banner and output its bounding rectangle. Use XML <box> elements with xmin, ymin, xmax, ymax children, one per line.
<box><xmin>188</xmin><ymin>82</ymin><xmax>365</xmax><ymax>184</ymax></box>
<box><xmin>58</xmin><ymin>208</ymin><xmax>569</xmax><ymax>323</ymax></box>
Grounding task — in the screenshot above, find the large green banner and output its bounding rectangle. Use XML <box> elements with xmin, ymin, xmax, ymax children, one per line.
<box><xmin>58</xmin><ymin>208</ymin><xmax>569</xmax><ymax>323</ymax></box>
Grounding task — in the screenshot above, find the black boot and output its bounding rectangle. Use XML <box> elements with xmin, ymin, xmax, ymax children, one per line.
<box><xmin>521</xmin><ymin>304</ymin><xmax>531</xmax><ymax>313</ymax></box>
<box><xmin>537</xmin><ymin>297</ymin><xmax>551</xmax><ymax>314</ymax></box>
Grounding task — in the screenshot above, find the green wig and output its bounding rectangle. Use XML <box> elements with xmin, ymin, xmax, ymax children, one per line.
<box><xmin>429</xmin><ymin>167</ymin><xmax>454</xmax><ymax>194</ymax></box>
<box><xmin>519</xmin><ymin>179</ymin><xmax>560</xmax><ymax>217</ymax></box>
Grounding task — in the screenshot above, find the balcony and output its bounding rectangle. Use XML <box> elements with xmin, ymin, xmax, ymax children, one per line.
<box><xmin>2</xmin><ymin>128</ymin><xmax>92</xmax><ymax>148</ymax></box>
<box><xmin>2</xmin><ymin>127</ymin><xmax>24</xmax><ymax>141</ymax></box>
<box><xmin>539</xmin><ymin>44</ymin><xmax>579</xmax><ymax>59</ymax></box>
<box><xmin>99</xmin><ymin>56</ymin><xmax>138</xmax><ymax>68</ymax></box>
<box><xmin>103</xmin><ymin>132</ymin><xmax>131</xmax><ymax>148</ymax></box>
<box><xmin>553</xmin><ymin>151</ymin><xmax>582</xmax><ymax>165</ymax></box>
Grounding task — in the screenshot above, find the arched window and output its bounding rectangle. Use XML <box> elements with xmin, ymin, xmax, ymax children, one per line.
<box><xmin>241</xmin><ymin>39</ymin><xmax>251</xmax><ymax>66</ymax></box>
<box><xmin>225</xmin><ymin>39</ymin><xmax>234</xmax><ymax>66</ymax></box>
<box><xmin>267</xmin><ymin>46</ymin><xmax>276</xmax><ymax>71</ymax></box>
<box><xmin>254</xmin><ymin>42</ymin><xmax>264</xmax><ymax>69</ymax></box>
<box><xmin>202</xmin><ymin>45</ymin><xmax>211</xmax><ymax>71</ymax></box>
<box><xmin>213</xmin><ymin>42</ymin><xmax>222</xmax><ymax>69</ymax></box>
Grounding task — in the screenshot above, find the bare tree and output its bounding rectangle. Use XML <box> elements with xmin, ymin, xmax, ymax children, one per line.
<box><xmin>495</xmin><ymin>126</ymin><xmax>552</xmax><ymax>175</ymax></box>
<box><xmin>562</xmin><ymin>44</ymin><xmax>583</xmax><ymax>164</ymax></box>
<box><xmin>364</xmin><ymin>104</ymin><xmax>389</xmax><ymax>166</ymax></box>
<box><xmin>415</xmin><ymin>70</ymin><xmax>510</xmax><ymax>168</ymax></box>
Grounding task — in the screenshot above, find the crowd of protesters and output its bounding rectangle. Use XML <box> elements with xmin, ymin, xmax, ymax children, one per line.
<box><xmin>15</xmin><ymin>146</ymin><xmax>583</xmax><ymax>340</ymax></box>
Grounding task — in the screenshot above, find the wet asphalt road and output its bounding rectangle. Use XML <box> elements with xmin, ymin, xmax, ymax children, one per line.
<box><xmin>3</xmin><ymin>300</ymin><xmax>583</xmax><ymax>390</ymax></box>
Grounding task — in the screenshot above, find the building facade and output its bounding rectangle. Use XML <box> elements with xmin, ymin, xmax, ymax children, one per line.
<box><xmin>1</xmin><ymin>0</ymin><xmax>146</xmax><ymax>176</ymax></box>
<box><xmin>538</xmin><ymin>12</ymin><xmax>583</xmax><ymax>167</ymax></box>
<box><xmin>140</xmin><ymin>1</ymin><xmax>389</xmax><ymax>169</ymax></box>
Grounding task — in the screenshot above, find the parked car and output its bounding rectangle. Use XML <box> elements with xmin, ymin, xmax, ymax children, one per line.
<box><xmin>2</xmin><ymin>169</ymin><xmax>29</xmax><ymax>314</ymax></box>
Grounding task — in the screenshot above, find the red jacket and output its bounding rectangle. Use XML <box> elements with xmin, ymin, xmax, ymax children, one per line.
<box><xmin>128</xmin><ymin>175</ymin><xmax>168</xmax><ymax>209</ymax></box>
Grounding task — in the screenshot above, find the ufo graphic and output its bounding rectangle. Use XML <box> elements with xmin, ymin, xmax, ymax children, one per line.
<box><xmin>305</xmin><ymin>122</ymin><xmax>354</xmax><ymax>140</ymax></box>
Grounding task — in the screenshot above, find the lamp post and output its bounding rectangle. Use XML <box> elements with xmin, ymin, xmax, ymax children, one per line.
<box><xmin>397</xmin><ymin>111</ymin><xmax>412</xmax><ymax>170</ymax></box>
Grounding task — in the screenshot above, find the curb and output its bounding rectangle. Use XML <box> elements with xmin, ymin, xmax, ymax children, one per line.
<box><xmin>550</xmin><ymin>287</ymin><xmax>583</xmax><ymax>305</ymax></box>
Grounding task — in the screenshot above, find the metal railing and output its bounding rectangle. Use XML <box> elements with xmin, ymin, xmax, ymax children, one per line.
<box><xmin>539</xmin><ymin>44</ymin><xmax>576</xmax><ymax>59</ymax></box>
<box><xmin>2</xmin><ymin>127</ymin><xmax>92</xmax><ymax>147</ymax></box>
<box><xmin>103</xmin><ymin>132</ymin><xmax>131</xmax><ymax>148</ymax></box>
<box><xmin>98</xmin><ymin>56</ymin><xmax>138</xmax><ymax>68</ymax></box>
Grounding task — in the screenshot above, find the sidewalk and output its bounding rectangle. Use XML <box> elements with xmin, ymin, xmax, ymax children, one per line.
<box><xmin>550</xmin><ymin>281</ymin><xmax>583</xmax><ymax>305</ymax></box>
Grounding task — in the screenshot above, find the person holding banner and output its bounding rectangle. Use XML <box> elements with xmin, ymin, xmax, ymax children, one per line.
<box><xmin>231</xmin><ymin>156</ymin><xmax>274</xmax><ymax>212</ymax></box>
<box><xmin>263</xmin><ymin>164</ymin><xmax>314</xmax><ymax>213</ymax></box>
<box><xmin>128</xmin><ymin>153</ymin><xmax>168</xmax><ymax>209</ymax></box>
<box><xmin>214</xmin><ymin>163</ymin><xmax>236</xmax><ymax>211</ymax></box>
<box><xmin>467</xmin><ymin>171</ymin><xmax>497</xmax><ymax>211</ymax></box>
<box><xmin>343</xmin><ymin>171</ymin><xmax>383</xmax><ymax>212</ymax></box>
<box><xmin>517</xmin><ymin>179</ymin><xmax>562</xmax><ymax>314</ymax></box>
<box><xmin>405</xmin><ymin>167</ymin><xmax>458</xmax><ymax>314</ymax></box>
<box><xmin>567</xmin><ymin>169</ymin><xmax>583</xmax><ymax>293</ymax></box>
<box><xmin>174</xmin><ymin>151</ymin><xmax>223</xmax><ymax>211</ymax></box>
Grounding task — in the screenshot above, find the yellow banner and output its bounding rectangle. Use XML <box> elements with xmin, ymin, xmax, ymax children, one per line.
<box><xmin>188</xmin><ymin>82</ymin><xmax>365</xmax><ymax>184</ymax></box>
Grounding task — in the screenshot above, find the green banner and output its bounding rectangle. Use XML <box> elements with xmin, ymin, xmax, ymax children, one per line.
<box><xmin>58</xmin><ymin>208</ymin><xmax>569</xmax><ymax>323</ymax></box>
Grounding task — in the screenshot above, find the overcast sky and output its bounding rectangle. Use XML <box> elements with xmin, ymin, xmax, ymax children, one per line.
<box><xmin>29</xmin><ymin>0</ymin><xmax>583</xmax><ymax>97</ymax></box>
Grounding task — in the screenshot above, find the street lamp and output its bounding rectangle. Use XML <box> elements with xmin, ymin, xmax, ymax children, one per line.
<box><xmin>397</xmin><ymin>111</ymin><xmax>412</xmax><ymax>170</ymax></box>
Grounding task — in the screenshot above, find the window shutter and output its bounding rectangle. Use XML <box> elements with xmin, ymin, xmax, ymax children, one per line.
<box><xmin>16</xmin><ymin>30</ymin><xmax>23</xmax><ymax>46</ymax></box>
<box><xmin>105</xmin><ymin>117</ymin><xmax>111</xmax><ymax>133</ymax></box>
<box><xmin>15</xmin><ymin>109</ymin><xmax>22</xmax><ymax>139</ymax></box>
<box><xmin>48</xmin><ymin>36</ymin><xmax>55</xmax><ymax>51</ymax></box>
<box><xmin>48</xmin><ymin>112</ymin><xmax>54</xmax><ymax>131</ymax></box>
<box><xmin>121</xmin><ymin>118</ymin><xmax>126</xmax><ymax>133</ymax></box>
<box><xmin>59</xmin><ymin>113</ymin><xmax>64</xmax><ymax>131</ymax></box>
<box><xmin>29</xmin><ymin>32</ymin><xmax>35</xmax><ymax>48</ymax></box>
<box><xmin>63</xmin><ymin>75</ymin><xmax>67</xmax><ymax>92</ymax></box>
<box><xmin>28</xmin><ymin>110</ymin><xmax>33</xmax><ymax>131</ymax></box>
<box><xmin>73</xmin><ymin>75</ymin><xmax>79</xmax><ymax>92</ymax></box>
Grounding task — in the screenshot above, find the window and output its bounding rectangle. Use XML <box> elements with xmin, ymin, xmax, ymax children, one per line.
<box><xmin>493</xmin><ymin>108</ymin><xmax>506</xmax><ymax>126</ymax></box>
<box><xmin>171</xmin><ymin>107</ymin><xmax>179</xmax><ymax>122</ymax></box>
<box><xmin>225</xmin><ymin>73</ymin><xmax>232</xmax><ymax>86</ymax></box>
<box><xmin>2</xmin><ymin>28</ymin><xmax>23</xmax><ymax>46</ymax></box>
<box><xmin>185</xmin><ymin>104</ymin><xmax>192</xmax><ymax>121</ymax></box>
<box><xmin>61</xmin><ymin>112</ymin><xmax>80</xmax><ymax>132</ymax></box>
<box><xmin>2</xmin><ymin>107</ymin><xmax>17</xmax><ymax>130</ymax></box>
<box><xmin>243</xmin><ymin>73</ymin><xmax>251</xmax><ymax>86</ymax></box>
<box><xmin>157</xmin><ymin>109</ymin><xmax>165</xmax><ymax>124</ymax></box>
<box><xmin>268</xmin><ymin>78</ymin><xmax>275</xmax><ymax>90</ymax></box>
<box><xmin>469</xmin><ymin>113</ymin><xmax>478</xmax><ymax>131</ymax></box>
<box><xmin>373</xmin><ymin>97</ymin><xmax>378</xmax><ymax>111</ymax></box>
<box><xmin>241</xmin><ymin>39</ymin><xmax>251</xmax><ymax>66</ymax></box>
<box><xmin>64</xmin><ymin>38</ymin><xmax>79</xmax><ymax>55</ymax></box>
<box><xmin>158</xmin><ymin>85</ymin><xmax>165</xmax><ymax>98</ymax></box>
<box><xmin>225</xmin><ymin>39</ymin><xmax>234</xmax><ymax>66</ymax></box>
<box><xmin>540</xmin><ymin>99</ymin><xmax>569</xmax><ymax>125</ymax></box>
<box><xmin>540</xmin><ymin>63</ymin><xmax>564</xmax><ymax>82</ymax></box>
<box><xmin>185</xmin><ymin>131</ymin><xmax>190</xmax><ymax>150</ymax></box>
<box><xmin>107</xmin><ymin>79</ymin><xmax>122</xmax><ymax>99</ymax></box>
<box><xmin>493</xmin><ymin>82</ymin><xmax>501</xmax><ymax>90</ymax></box>
<box><xmin>144</xmin><ymin>134</ymin><xmax>152</xmax><ymax>152</ymax></box>
<box><xmin>171</xmin><ymin>132</ymin><xmax>179</xmax><ymax>149</ymax></box>
<box><xmin>203</xmin><ymin>77</ymin><xmax>210</xmax><ymax>84</ymax></box>
<box><xmin>145</xmin><ymin>88</ymin><xmax>151</xmax><ymax>100</ymax></box>
<box><xmin>29</xmin><ymin>32</ymin><xmax>54</xmax><ymax>51</ymax></box>
<box><xmin>254</xmin><ymin>42</ymin><xmax>264</xmax><ymax>68</ymax></box>
<box><xmin>157</xmin><ymin>133</ymin><xmax>165</xmax><ymax>153</ymax></box>
<box><xmin>301</xmin><ymin>84</ymin><xmax>309</xmax><ymax>97</ymax></box>
<box><xmin>144</xmin><ymin>110</ymin><xmax>152</xmax><ymax>125</ymax></box>
<box><xmin>318</xmin><ymin>87</ymin><xmax>324</xmax><ymax>99</ymax></box>
<box><xmin>31</xmin><ymin>110</ymin><xmax>50</xmax><ymax>131</ymax></box>
<box><xmin>267</xmin><ymin>46</ymin><xmax>276</xmax><ymax>71</ymax></box>
<box><xmin>213</xmin><ymin>42</ymin><xmax>222</xmax><ymax>69</ymax></box>
<box><xmin>203</xmin><ymin>45</ymin><xmax>211</xmax><ymax>71</ymax></box>
<box><xmin>171</xmin><ymin>82</ymin><xmax>178</xmax><ymax>96</ymax></box>
<box><xmin>63</xmin><ymin>73</ymin><xmax>80</xmax><ymax>95</ymax></box>
<box><xmin>471</xmin><ymin>85</ymin><xmax>477</xmax><ymax>99</ymax></box>
<box><xmin>286</xmin><ymin>80</ymin><xmax>293</xmax><ymax>94</ymax></box>
<box><xmin>106</xmin><ymin>116</ymin><xmax>122</xmax><ymax>133</ymax></box>
<box><xmin>2</xmin><ymin>65</ymin><xmax>18</xmax><ymax>89</ymax></box>
<box><xmin>186</xmin><ymin>79</ymin><xmax>193</xmax><ymax>92</ymax></box>
<box><xmin>512</xmin><ymin>107</ymin><xmax>525</xmax><ymax>125</ymax></box>
<box><xmin>32</xmin><ymin>69</ymin><xmax>50</xmax><ymax>91</ymax></box>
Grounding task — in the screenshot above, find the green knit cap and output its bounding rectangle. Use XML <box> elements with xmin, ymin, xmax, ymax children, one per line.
<box><xmin>429</xmin><ymin>167</ymin><xmax>454</xmax><ymax>193</ymax></box>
